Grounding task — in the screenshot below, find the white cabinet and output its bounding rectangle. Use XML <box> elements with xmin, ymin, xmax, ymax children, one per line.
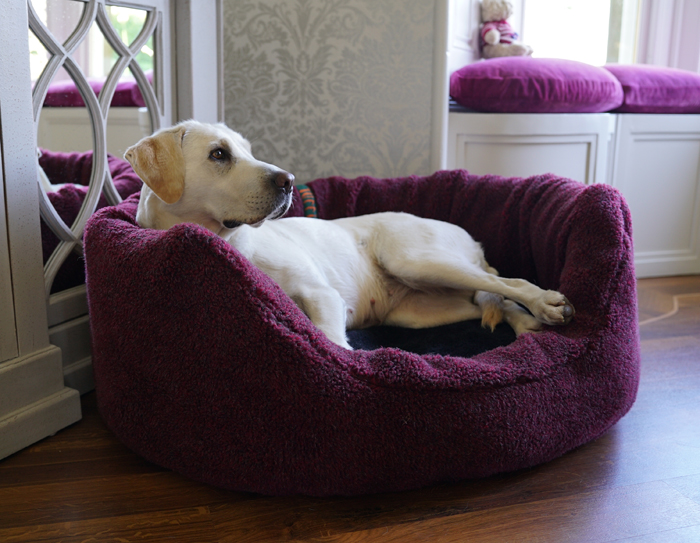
<box><xmin>447</xmin><ymin>112</ymin><xmax>614</xmax><ymax>185</ymax></box>
<box><xmin>0</xmin><ymin>2</ymin><xmax>81</xmax><ymax>460</ymax></box>
<box><xmin>0</xmin><ymin>186</ymin><xmax>18</xmax><ymax>364</ymax></box>
<box><xmin>610</xmin><ymin>114</ymin><xmax>700</xmax><ymax>277</ymax></box>
<box><xmin>447</xmin><ymin>110</ymin><xmax>700</xmax><ymax>277</ymax></box>
<box><xmin>38</xmin><ymin>107</ymin><xmax>151</xmax><ymax>158</ymax></box>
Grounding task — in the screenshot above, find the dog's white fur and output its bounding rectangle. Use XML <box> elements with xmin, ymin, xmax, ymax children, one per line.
<box><xmin>125</xmin><ymin>121</ymin><xmax>574</xmax><ymax>349</ymax></box>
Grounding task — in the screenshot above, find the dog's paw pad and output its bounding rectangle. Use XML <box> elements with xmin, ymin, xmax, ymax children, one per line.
<box><xmin>537</xmin><ymin>292</ymin><xmax>575</xmax><ymax>325</ymax></box>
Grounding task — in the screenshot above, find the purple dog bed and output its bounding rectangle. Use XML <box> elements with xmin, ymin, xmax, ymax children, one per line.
<box><xmin>84</xmin><ymin>171</ymin><xmax>640</xmax><ymax>496</ymax></box>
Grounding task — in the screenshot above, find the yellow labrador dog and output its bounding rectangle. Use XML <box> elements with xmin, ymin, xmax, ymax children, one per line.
<box><xmin>125</xmin><ymin>121</ymin><xmax>574</xmax><ymax>349</ymax></box>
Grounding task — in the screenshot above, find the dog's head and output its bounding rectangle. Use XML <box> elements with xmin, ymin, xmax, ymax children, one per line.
<box><xmin>125</xmin><ymin>120</ymin><xmax>294</xmax><ymax>233</ymax></box>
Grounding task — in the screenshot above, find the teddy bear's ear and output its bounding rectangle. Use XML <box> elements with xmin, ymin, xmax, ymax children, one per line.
<box><xmin>481</xmin><ymin>0</ymin><xmax>513</xmax><ymax>22</ymax></box>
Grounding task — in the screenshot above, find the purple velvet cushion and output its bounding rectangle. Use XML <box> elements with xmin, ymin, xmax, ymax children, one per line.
<box><xmin>43</xmin><ymin>74</ymin><xmax>151</xmax><ymax>107</ymax></box>
<box><xmin>450</xmin><ymin>57</ymin><xmax>624</xmax><ymax>113</ymax></box>
<box><xmin>604</xmin><ymin>64</ymin><xmax>700</xmax><ymax>113</ymax></box>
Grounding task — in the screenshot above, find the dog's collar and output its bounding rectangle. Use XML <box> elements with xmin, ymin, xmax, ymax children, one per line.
<box><xmin>297</xmin><ymin>185</ymin><xmax>317</xmax><ymax>218</ymax></box>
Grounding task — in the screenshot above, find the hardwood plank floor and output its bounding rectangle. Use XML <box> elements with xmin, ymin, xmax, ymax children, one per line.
<box><xmin>1</xmin><ymin>276</ymin><xmax>699</xmax><ymax>542</ymax></box>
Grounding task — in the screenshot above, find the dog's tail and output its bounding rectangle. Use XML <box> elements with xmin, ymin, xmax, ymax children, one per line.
<box><xmin>474</xmin><ymin>290</ymin><xmax>505</xmax><ymax>331</ymax></box>
<box><xmin>474</xmin><ymin>262</ymin><xmax>505</xmax><ymax>331</ymax></box>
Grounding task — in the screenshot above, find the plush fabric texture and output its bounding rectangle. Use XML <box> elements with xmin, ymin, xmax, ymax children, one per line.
<box><xmin>604</xmin><ymin>64</ymin><xmax>700</xmax><ymax>113</ymax></box>
<box><xmin>84</xmin><ymin>171</ymin><xmax>640</xmax><ymax>497</ymax></box>
<box><xmin>39</xmin><ymin>150</ymin><xmax>142</xmax><ymax>292</ymax></box>
<box><xmin>43</xmin><ymin>74</ymin><xmax>151</xmax><ymax>107</ymax></box>
<box><xmin>450</xmin><ymin>57</ymin><xmax>624</xmax><ymax>113</ymax></box>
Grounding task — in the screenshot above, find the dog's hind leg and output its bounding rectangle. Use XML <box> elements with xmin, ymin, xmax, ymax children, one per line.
<box><xmin>502</xmin><ymin>299</ymin><xmax>542</xmax><ymax>336</ymax></box>
<box><xmin>383</xmin><ymin>290</ymin><xmax>483</xmax><ymax>328</ymax></box>
<box><xmin>370</xmin><ymin>215</ymin><xmax>574</xmax><ymax>327</ymax></box>
<box><xmin>379</xmin><ymin>252</ymin><xmax>574</xmax><ymax>327</ymax></box>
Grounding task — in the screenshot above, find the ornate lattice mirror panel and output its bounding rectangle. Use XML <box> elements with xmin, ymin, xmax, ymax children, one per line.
<box><xmin>27</xmin><ymin>0</ymin><xmax>172</xmax><ymax>393</ymax></box>
<box><xmin>29</xmin><ymin>0</ymin><xmax>169</xmax><ymax>297</ymax></box>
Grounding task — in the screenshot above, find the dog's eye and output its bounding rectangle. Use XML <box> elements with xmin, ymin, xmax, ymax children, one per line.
<box><xmin>209</xmin><ymin>148</ymin><xmax>228</xmax><ymax>161</ymax></box>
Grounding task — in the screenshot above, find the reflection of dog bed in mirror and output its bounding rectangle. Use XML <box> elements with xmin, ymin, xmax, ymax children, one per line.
<box><xmin>39</xmin><ymin>149</ymin><xmax>142</xmax><ymax>293</ymax></box>
<box><xmin>84</xmin><ymin>171</ymin><xmax>640</xmax><ymax>497</ymax></box>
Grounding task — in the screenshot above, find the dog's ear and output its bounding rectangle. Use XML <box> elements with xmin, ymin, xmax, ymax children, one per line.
<box><xmin>125</xmin><ymin>125</ymin><xmax>186</xmax><ymax>204</ymax></box>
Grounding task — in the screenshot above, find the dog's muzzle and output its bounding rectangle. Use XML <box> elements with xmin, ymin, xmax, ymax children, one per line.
<box><xmin>222</xmin><ymin>170</ymin><xmax>295</xmax><ymax>230</ymax></box>
<box><xmin>268</xmin><ymin>170</ymin><xmax>295</xmax><ymax>218</ymax></box>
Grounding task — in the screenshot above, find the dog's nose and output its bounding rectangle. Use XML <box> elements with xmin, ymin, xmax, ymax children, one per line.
<box><xmin>272</xmin><ymin>171</ymin><xmax>294</xmax><ymax>194</ymax></box>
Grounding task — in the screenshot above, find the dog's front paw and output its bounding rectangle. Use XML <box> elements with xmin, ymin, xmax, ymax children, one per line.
<box><xmin>325</xmin><ymin>332</ymin><xmax>353</xmax><ymax>350</ymax></box>
<box><xmin>534</xmin><ymin>291</ymin><xmax>575</xmax><ymax>325</ymax></box>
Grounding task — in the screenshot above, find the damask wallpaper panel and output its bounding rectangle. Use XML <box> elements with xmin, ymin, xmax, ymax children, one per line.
<box><xmin>222</xmin><ymin>0</ymin><xmax>437</xmax><ymax>182</ymax></box>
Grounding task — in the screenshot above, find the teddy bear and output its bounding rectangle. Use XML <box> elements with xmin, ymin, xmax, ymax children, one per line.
<box><xmin>480</xmin><ymin>0</ymin><xmax>533</xmax><ymax>59</ymax></box>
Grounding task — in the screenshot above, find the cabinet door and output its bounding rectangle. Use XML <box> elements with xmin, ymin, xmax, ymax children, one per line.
<box><xmin>447</xmin><ymin>112</ymin><xmax>613</xmax><ymax>185</ymax></box>
<box><xmin>0</xmin><ymin>0</ymin><xmax>81</xmax><ymax>461</ymax></box>
<box><xmin>611</xmin><ymin>114</ymin><xmax>700</xmax><ymax>278</ymax></box>
<box><xmin>0</xmin><ymin>155</ymin><xmax>19</xmax><ymax>363</ymax></box>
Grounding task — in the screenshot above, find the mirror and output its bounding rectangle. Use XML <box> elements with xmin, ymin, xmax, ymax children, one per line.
<box><xmin>29</xmin><ymin>0</ymin><xmax>158</xmax><ymax>294</ymax></box>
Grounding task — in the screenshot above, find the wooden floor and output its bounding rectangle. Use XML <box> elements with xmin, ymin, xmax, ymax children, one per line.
<box><xmin>1</xmin><ymin>276</ymin><xmax>700</xmax><ymax>542</ymax></box>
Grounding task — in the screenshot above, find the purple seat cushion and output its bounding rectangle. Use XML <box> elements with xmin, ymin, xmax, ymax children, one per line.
<box><xmin>450</xmin><ymin>57</ymin><xmax>624</xmax><ymax>113</ymax></box>
<box><xmin>604</xmin><ymin>64</ymin><xmax>700</xmax><ymax>113</ymax></box>
<box><xmin>84</xmin><ymin>171</ymin><xmax>640</xmax><ymax>496</ymax></box>
<box><xmin>43</xmin><ymin>75</ymin><xmax>151</xmax><ymax>107</ymax></box>
<box><xmin>39</xmin><ymin>150</ymin><xmax>143</xmax><ymax>292</ymax></box>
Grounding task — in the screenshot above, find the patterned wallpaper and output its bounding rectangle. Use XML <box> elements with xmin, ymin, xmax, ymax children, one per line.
<box><xmin>222</xmin><ymin>0</ymin><xmax>436</xmax><ymax>182</ymax></box>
